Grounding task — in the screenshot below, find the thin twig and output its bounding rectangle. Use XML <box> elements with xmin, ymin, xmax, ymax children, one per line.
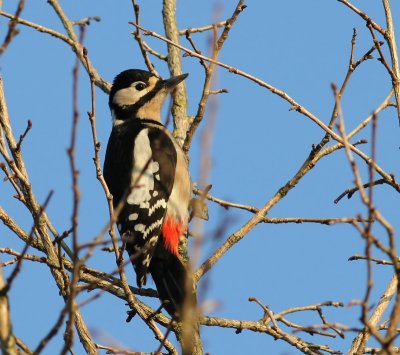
<box><xmin>0</xmin><ymin>0</ymin><xmax>24</xmax><ymax>56</ymax></box>
<box><xmin>337</xmin><ymin>0</ymin><xmax>386</xmax><ymax>35</ymax></box>
<box><xmin>348</xmin><ymin>255</ymin><xmax>394</xmax><ymax>266</ymax></box>
<box><xmin>15</xmin><ymin>119</ymin><xmax>32</xmax><ymax>152</ymax></box>
<box><xmin>71</xmin><ymin>16</ymin><xmax>101</xmax><ymax>26</ymax></box>
<box><xmin>0</xmin><ymin>263</ymin><xmax>17</xmax><ymax>354</ymax></box>
<box><xmin>381</xmin><ymin>0</ymin><xmax>400</xmax><ymax>124</ymax></box>
<box><xmin>131</xmin><ymin>1</ymin><xmax>158</xmax><ymax>76</ymax></box>
<box><xmin>334</xmin><ymin>178</ymin><xmax>388</xmax><ymax>204</ymax></box>
<box><xmin>61</xmin><ymin>25</ymin><xmax>85</xmax><ymax>355</ymax></box>
<box><xmin>249</xmin><ymin>297</ymin><xmax>279</xmax><ymax>329</ymax></box>
<box><xmin>96</xmin><ymin>344</ymin><xmax>155</xmax><ymax>355</ymax></box>
<box><xmin>367</xmin><ymin>23</ymin><xmax>394</xmax><ymax>77</ymax></box>
<box><xmin>34</xmin><ymin>303</ymin><xmax>69</xmax><ymax>354</ymax></box>
<box><xmin>178</xmin><ymin>20</ymin><xmax>227</xmax><ymax>35</ymax></box>
<box><xmin>0</xmin><ymin>248</ymin><xmax>48</xmax><ymax>267</ymax></box>
<box><xmin>183</xmin><ymin>0</ymin><xmax>246</xmax><ymax>153</ymax></box>
<box><xmin>0</xmin><ymin>191</ymin><xmax>53</xmax><ymax>296</ymax></box>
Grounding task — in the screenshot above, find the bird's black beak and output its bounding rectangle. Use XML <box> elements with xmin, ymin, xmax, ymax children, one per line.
<box><xmin>163</xmin><ymin>73</ymin><xmax>188</xmax><ymax>90</ymax></box>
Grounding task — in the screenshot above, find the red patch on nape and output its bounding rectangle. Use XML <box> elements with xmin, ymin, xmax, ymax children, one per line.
<box><xmin>161</xmin><ymin>216</ymin><xmax>187</xmax><ymax>256</ymax></box>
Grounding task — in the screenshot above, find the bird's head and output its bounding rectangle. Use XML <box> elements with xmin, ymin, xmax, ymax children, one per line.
<box><xmin>109</xmin><ymin>69</ymin><xmax>188</xmax><ymax>125</ymax></box>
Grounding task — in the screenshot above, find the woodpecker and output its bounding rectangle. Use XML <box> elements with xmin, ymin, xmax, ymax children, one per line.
<box><xmin>103</xmin><ymin>69</ymin><xmax>192</xmax><ymax>317</ymax></box>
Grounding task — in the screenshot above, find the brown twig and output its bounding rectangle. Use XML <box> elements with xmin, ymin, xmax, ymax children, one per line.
<box><xmin>0</xmin><ymin>16</ymin><xmax>96</xmax><ymax>355</ymax></box>
<box><xmin>0</xmin><ymin>263</ymin><xmax>17</xmax><ymax>354</ymax></box>
<box><xmin>334</xmin><ymin>81</ymin><xmax>400</xmax><ymax>353</ymax></box>
<box><xmin>34</xmin><ymin>303</ymin><xmax>69</xmax><ymax>354</ymax></box>
<box><xmin>0</xmin><ymin>191</ymin><xmax>53</xmax><ymax>296</ymax></box>
<box><xmin>381</xmin><ymin>0</ymin><xmax>400</xmax><ymax>124</ymax></box>
<box><xmin>338</xmin><ymin>0</ymin><xmax>400</xmax><ymax>124</ymax></box>
<box><xmin>140</xmin><ymin>40</ymin><xmax>167</xmax><ymax>61</ymax></box>
<box><xmin>334</xmin><ymin>178</ymin><xmax>388</xmax><ymax>204</ymax></box>
<box><xmin>80</xmin><ymin>47</ymin><xmax>117</xmax><ymax>267</ymax></box>
<box><xmin>200</xmin><ymin>316</ymin><xmax>339</xmax><ymax>355</ymax></box>
<box><xmin>348</xmin><ymin>275</ymin><xmax>398</xmax><ymax>354</ymax></box>
<box><xmin>178</xmin><ymin>20</ymin><xmax>227</xmax><ymax>35</ymax></box>
<box><xmin>0</xmin><ymin>9</ymin><xmax>110</xmax><ymax>93</ymax></box>
<box><xmin>15</xmin><ymin>119</ymin><xmax>32</xmax><ymax>152</ymax></box>
<box><xmin>71</xmin><ymin>16</ymin><xmax>101</xmax><ymax>26</ymax></box>
<box><xmin>367</xmin><ymin>23</ymin><xmax>394</xmax><ymax>77</ymax></box>
<box><xmin>215</xmin><ymin>0</ymin><xmax>246</xmax><ymax>51</ymax></box>
<box><xmin>14</xmin><ymin>336</ymin><xmax>33</xmax><ymax>355</ymax></box>
<box><xmin>316</xmin><ymin>28</ymin><xmax>382</xmax><ymax>152</ymax></box>
<box><xmin>345</xmin><ymin>89</ymin><xmax>394</xmax><ymax>144</ymax></box>
<box><xmin>333</xmin><ymin>82</ymin><xmax>379</xmax><ymax>349</ymax></box>
<box><xmin>0</xmin><ymin>207</ymin><xmax>42</xmax><ymax>250</ymax></box>
<box><xmin>271</xmin><ymin>300</ymin><xmax>344</xmax><ymax>338</ymax></box>
<box><xmin>183</xmin><ymin>0</ymin><xmax>246</xmax><ymax>153</ymax></box>
<box><xmin>337</xmin><ymin>0</ymin><xmax>386</xmax><ymax>35</ymax></box>
<box><xmin>0</xmin><ymin>163</ymin><xmax>25</xmax><ymax>202</ymax></box>
<box><xmin>0</xmin><ymin>10</ymin><xmax>72</xmax><ymax>44</ymax></box>
<box><xmin>0</xmin><ymin>0</ymin><xmax>24</xmax><ymax>56</ymax></box>
<box><xmin>348</xmin><ymin>255</ymin><xmax>394</xmax><ymax>266</ymax></box>
<box><xmin>0</xmin><ymin>248</ymin><xmax>48</xmax><ymax>267</ymax></box>
<box><xmin>362</xmin><ymin>111</ymin><xmax>378</xmax><ymax>339</ymax></box>
<box><xmin>61</xmin><ymin>25</ymin><xmax>85</xmax><ymax>355</ymax></box>
<box><xmin>249</xmin><ymin>297</ymin><xmax>279</xmax><ymax>329</ymax></box>
<box><xmin>194</xmin><ymin>185</ymin><xmax>369</xmax><ymax>225</ymax></box>
<box><xmin>96</xmin><ymin>344</ymin><xmax>156</xmax><ymax>355</ymax></box>
<box><xmin>131</xmin><ymin>1</ymin><xmax>158</xmax><ymax>76</ymax></box>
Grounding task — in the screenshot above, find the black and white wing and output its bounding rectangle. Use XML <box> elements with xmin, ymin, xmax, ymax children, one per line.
<box><xmin>103</xmin><ymin>121</ymin><xmax>177</xmax><ymax>287</ymax></box>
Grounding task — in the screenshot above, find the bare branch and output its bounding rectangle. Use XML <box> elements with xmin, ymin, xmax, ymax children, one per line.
<box><xmin>0</xmin><ymin>5</ymin><xmax>110</xmax><ymax>93</ymax></box>
<box><xmin>334</xmin><ymin>178</ymin><xmax>389</xmax><ymax>204</ymax></box>
<box><xmin>0</xmin><ymin>0</ymin><xmax>24</xmax><ymax>56</ymax></box>
<box><xmin>15</xmin><ymin>119</ymin><xmax>32</xmax><ymax>152</ymax></box>
<box><xmin>0</xmin><ymin>265</ymin><xmax>17</xmax><ymax>355</ymax></box>
<box><xmin>348</xmin><ymin>275</ymin><xmax>398</xmax><ymax>354</ymax></box>
<box><xmin>162</xmin><ymin>0</ymin><xmax>189</xmax><ymax>146</ymax></box>
<box><xmin>183</xmin><ymin>0</ymin><xmax>246</xmax><ymax>153</ymax></box>
<box><xmin>131</xmin><ymin>1</ymin><xmax>158</xmax><ymax>76</ymax></box>
<box><xmin>337</xmin><ymin>0</ymin><xmax>386</xmax><ymax>35</ymax></box>
<box><xmin>178</xmin><ymin>20</ymin><xmax>227</xmax><ymax>35</ymax></box>
<box><xmin>1</xmin><ymin>191</ymin><xmax>53</xmax><ymax>295</ymax></box>
<box><xmin>71</xmin><ymin>16</ymin><xmax>101</xmax><ymax>26</ymax></box>
<box><xmin>381</xmin><ymin>0</ymin><xmax>400</xmax><ymax>123</ymax></box>
<box><xmin>348</xmin><ymin>255</ymin><xmax>395</xmax><ymax>266</ymax></box>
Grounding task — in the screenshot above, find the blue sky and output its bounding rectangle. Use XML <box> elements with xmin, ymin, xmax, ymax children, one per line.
<box><xmin>1</xmin><ymin>1</ymin><xmax>400</xmax><ymax>354</ymax></box>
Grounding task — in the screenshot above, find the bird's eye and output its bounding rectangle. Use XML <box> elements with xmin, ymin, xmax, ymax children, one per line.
<box><xmin>135</xmin><ymin>83</ymin><xmax>146</xmax><ymax>91</ymax></box>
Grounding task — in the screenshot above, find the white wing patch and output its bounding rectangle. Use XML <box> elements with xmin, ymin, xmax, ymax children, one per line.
<box><xmin>134</xmin><ymin>224</ymin><xmax>145</xmax><ymax>232</ymax></box>
<box><xmin>127</xmin><ymin>129</ymin><xmax>159</xmax><ymax>205</ymax></box>
<box><xmin>125</xmin><ymin>128</ymin><xmax>168</xmax><ymax>241</ymax></box>
<box><xmin>148</xmin><ymin>199</ymin><xmax>167</xmax><ymax>216</ymax></box>
<box><xmin>129</xmin><ymin>213</ymin><xmax>139</xmax><ymax>221</ymax></box>
<box><xmin>143</xmin><ymin>219</ymin><xmax>163</xmax><ymax>239</ymax></box>
<box><xmin>149</xmin><ymin>236</ymin><xmax>158</xmax><ymax>246</ymax></box>
<box><xmin>142</xmin><ymin>253</ymin><xmax>151</xmax><ymax>266</ymax></box>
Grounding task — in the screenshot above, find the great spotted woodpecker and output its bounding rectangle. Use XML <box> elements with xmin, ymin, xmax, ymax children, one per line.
<box><xmin>103</xmin><ymin>69</ymin><xmax>192</xmax><ymax>317</ymax></box>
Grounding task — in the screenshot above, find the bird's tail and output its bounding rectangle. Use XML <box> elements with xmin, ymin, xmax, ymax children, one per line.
<box><xmin>149</xmin><ymin>241</ymin><xmax>196</xmax><ymax>318</ymax></box>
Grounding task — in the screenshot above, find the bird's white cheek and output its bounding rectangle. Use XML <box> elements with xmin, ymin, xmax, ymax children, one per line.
<box><xmin>113</xmin><ymin>86</ymin><xmax>146</xmax><ymax>106</ymax></box>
